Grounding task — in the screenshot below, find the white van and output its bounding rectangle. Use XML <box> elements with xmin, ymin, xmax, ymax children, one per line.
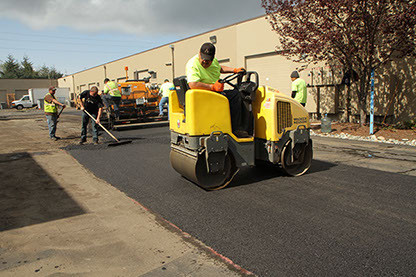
<box><xmin>11</xmin><ymin>95</ymin><xmax>35</xmax><ymax>110</ymax></box>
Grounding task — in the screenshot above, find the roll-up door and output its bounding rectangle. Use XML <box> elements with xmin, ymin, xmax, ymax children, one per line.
<box><xmin>15</xmin><ymin>90</ymin><xmax>29</xmax><ymax>99</ymax></box>
<box><xmin>79</xmin><ymin>84</ymin><xmax>87</xmax><ymax>94</ymax></box>
<box><xmin>245</xmin><ymin>53</ymin><xmax>295</xmax><ymax>96</ymax></box>
<box><xmin>246</xmin><ymin>53</ymin><xmax>316</xmax><ymax>112</ymax></box>
<box><xmin>218</xmin><ymin>58</ymin><xmax>230</xmax><ymax>67</ymax></box>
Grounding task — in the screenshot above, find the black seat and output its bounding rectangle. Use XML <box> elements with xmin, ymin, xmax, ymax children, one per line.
<box><xmin>173</xmin><ymin>76</ymin><xmax>189</xmax><ymax>108</ymax></box>
<box><xmin>238</xmin><ymin>81</ymin><xmax>257</xmax><ymax>103</ymax></box>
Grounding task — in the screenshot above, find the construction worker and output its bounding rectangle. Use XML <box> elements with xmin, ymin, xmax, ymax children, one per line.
<box><xmin>186</xmin><ymin>42</ymin><xmax>248</xmax><ymax>137</ymax></box>
<box><xmin>290</xmin><ymin>71</ymin><xmax>307</xmax><ymax>107</ymax></box>
<box><xmin>103</xmin><ymin>78</ymin><xmax>122</xmax><ymax>119</ymax></box>
<box><xmin>158</xmin><ymin>79</ymin><xmax>174</xmax><ymax>118</ymax></box>
<box><xmin>79</xmin><ymin>86</ymin><xmax>103</xmax><ymax>145</ymax></box>
<box><xmin>44</xmin><ymin>86</ymin><xmax>66</xmax><ymax>140</ymax></box>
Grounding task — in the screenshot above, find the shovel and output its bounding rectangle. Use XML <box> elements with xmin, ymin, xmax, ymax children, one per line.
<box><xmin>56</xmin><ymin>106</ymin><xmax>65</xmax><ymax>123</ymax></box>
<box><xmin>83</xmin><ymin>110</ymin><xmax>132</xmax><ymax>147</ymax></box>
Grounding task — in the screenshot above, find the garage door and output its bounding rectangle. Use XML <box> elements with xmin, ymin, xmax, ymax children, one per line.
<box><xmin>246</xmin><ymin>54</ymin><xmax>298</xmax><ymax>95</ymax></box>
<box><xmin>246</xmin><ymin>53</ymin><xmax>316</xmax><ymax>112</ymax></box>
<box><xmin>218</xmin><ymin>58</ymin><xmax>230</xmax><ymax>67</ymax></box>
<box><xmin>0</xmin><ymin>90</ymin><xmax>7</xmax><ymax>103</ymax></box>
<box><xmin>79</xmin><ymin>85</ymin><xmax>87</xmax><ymax>94</ymax></box>
<box><xmin>15</xmin><ymin>89</ymin><xmax>28</xmax><ymax>99</ymax></box>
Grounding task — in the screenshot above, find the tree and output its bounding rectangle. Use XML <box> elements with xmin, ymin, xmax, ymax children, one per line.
<box><xmin>48</xmin><ymin>66</ymin><xmax>63</xmax><ymax>79</ymax></box>
<box><xmin>0</xmin><ymin>55</ymin><xmax>64</xmax><ymax>80</ymax></box>
<box><xmin>261</xmin><ymin>0</ymin><xmax>416</xmax><ymax>125</ymax></box>
<box><xmin>37</xmin><ymin>65</ymin><xmax>63</xmax><ymax>79</ymax></box>
<box><xmin>37</xmin><ymin>65</ymin><xmax>51</xmax><ymax>79</ymax></box>
<box><xmin>0</xmin><ymin>54</ymin><xmax>22</xmax><ymax>79</ymax></box>
<box><xmin>20</xmin><ymin>56</ymin><xmax>37</xmax><ymax>78</ymax></box>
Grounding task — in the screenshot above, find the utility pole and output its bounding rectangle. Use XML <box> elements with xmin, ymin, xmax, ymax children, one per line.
<box><xmin>170</xmin><ymin>45</ymin><xmax>175</xmax><ymax>80</ymax></box>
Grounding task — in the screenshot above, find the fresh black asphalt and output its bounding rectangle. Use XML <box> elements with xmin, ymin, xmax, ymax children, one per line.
<box><xmin>67</xmin><ymin>127</ymin><xmax>416</xmax><ymax>276</ymax></box>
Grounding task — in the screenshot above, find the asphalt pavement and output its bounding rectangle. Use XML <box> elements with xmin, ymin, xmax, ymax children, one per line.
<box><xmin>67</xmin><ymin>126</ymin><xmax>416</xmax><ymax>276</ymax></box>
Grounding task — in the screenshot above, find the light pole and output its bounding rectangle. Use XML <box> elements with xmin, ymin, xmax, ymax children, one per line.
<box><xmin>170</xmin><ymin>45</ymin><xmax>175</xmax><ymax>80</ymax></box>
<box><xmin>370</xmin><ymin>69</ymin><xmax>375</xmax><ymax>135</ymax></box>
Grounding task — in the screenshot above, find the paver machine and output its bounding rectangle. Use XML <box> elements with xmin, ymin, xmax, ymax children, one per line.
<box><xmin>169</xmin><ymin>71</ymin><xmax>312</xmax><ymax>190</ymax></box>
<box><xmin>101</xmin><ymin>67</ymin><xmax>164</xmax><ymax>129</ymax></box>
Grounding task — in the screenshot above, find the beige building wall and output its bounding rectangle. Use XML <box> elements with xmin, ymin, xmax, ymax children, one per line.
<box><xmin>58</xmin><ymin>16</ymin><xmax>415</xmax><ymax>123</ymax></box>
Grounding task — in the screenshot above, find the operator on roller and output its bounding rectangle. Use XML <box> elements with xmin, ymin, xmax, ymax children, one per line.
<box><xmin>186</xmin><ymin>42</ymin><xmax>248</xmax><ymax>138</ymax></box>
<box><xmin>103</xmin><ymin>78</ymin><xmax>122</xmax><ymax>120</ymax></box>
<box><xmin>290</xmin><ymin>71</ymin><xmax>307</xmax><ymax>107</ymax></box>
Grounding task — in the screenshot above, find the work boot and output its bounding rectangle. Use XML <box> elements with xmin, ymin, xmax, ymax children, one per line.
<box><xmin>51</xmin><ymin>136</ymin><xmax>60</xmax><ymax>141</ymax></box>
<box><xmin>79</xmin><ymin>139</ymin><xmax>86</xmax><ymax>145</ymax></box>
<box><xmin>93</xmin><ymin>140</ymin><xmax>99</xmax><ymax>145</ymax></box>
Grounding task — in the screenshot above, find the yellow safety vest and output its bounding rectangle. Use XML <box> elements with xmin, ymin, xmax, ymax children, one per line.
<box><xmin>104</xmin><ymin>81</ymin><xmax>121</xmax><ymax>97</ymax></box>
<box><xmin>44</xmin><ymin>93</ymin><xmax>57</xmax><ymax>113</ymax></box>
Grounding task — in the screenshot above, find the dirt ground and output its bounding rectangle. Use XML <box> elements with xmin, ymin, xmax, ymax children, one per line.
<box><xmin>0</xmin><ymin>108</ymin><xmax>245</xmax><ymax>276</ymax></box>
<box><xmin>312</xmin><ymin>122</ymin><xmax>416</xmax><ymax>141</ymax></box>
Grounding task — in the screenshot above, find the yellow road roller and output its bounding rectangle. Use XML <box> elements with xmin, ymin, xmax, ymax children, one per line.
<box><xmin>169</xmin><ymin>71</ymin><xmax>312</xmax><ymax>190</ymax></box>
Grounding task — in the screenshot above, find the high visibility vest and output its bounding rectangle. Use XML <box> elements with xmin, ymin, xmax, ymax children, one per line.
<box><xmin>44</xmin><ymin>93</ymin><xmax>57</xmax><ymax>113</ymax></box>
<box><xmin>160</xmin><ymin>82</ymin><xmax>175</xmax><ymax>98</ymax></box>
<box><xmin>104</xmin><ymin>81</ymin><xmax>121</xmax><ymax>97</ymax></box>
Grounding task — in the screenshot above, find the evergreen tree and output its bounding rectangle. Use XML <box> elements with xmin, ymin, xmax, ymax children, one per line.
<box><xmin>0</xmin><ymin>55</ymin><xmax>22</xmax><ymax>78</ymax></box>
<box><xmin>48</xmin><ymin>66</ymin><xmax>63</xmax><ymax>79</ymax></box>
<box><xmin>20</xmin><ymin>56</ymin><xmax>37</xmax><ymax>78</ymax></box>
<box><xmin>37</xmin><ymin>65</ymin><xmax>50</xmax><ymax>79</ymax></box>
<box><xmin>0</xmin><ymin>55</ymin><xmax>64</xmax><ymax>79</ymax></box>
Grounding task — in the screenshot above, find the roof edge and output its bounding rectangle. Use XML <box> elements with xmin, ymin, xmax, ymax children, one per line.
<box><xmin>59</xmin><ymin>14</ymin><xmax>267</xmax><ymax>79</ymax></box>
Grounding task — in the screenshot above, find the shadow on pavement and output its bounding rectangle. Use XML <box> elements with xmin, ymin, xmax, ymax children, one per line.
<box><xmin>308</xmin><ymin>159</ymin><xmax>337</xmax><ymax>174</ymax></box>
<box><xmin>227</xmin><ymin>159</ymin><xmax>337</xmax><ymax>189</ymax></box>
<box><xmin>0</xmin><ymin>152</ymin><xmax>85</xmax><ymax>232</ymax></box>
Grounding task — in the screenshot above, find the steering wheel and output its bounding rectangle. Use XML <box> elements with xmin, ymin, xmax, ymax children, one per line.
<box><xmin>219</xmin><ymin>71</ymin><xmax>259</xmax><ymax>92</ymax></box>
<box><xmin>219</xmin><ymin>71</ymin><xmax>245</xmax><ymax>89</ymax></box>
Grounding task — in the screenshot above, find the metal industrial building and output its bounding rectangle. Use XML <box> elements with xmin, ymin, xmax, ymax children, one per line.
<box><xmin>0</xmin><ymin>79</ymin><xmax>57</xmax><ymax>108</ymax></box>
<box><xmin>58</xmin><ymin>16</ymin><xmax>415</xmax><ymax>123</ymax></box>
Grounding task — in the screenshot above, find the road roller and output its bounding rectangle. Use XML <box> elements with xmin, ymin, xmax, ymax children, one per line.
<box><xmin>169</xmin><ymin>71</ymin><xmax>312</xmax><ymax>190</ymax></box>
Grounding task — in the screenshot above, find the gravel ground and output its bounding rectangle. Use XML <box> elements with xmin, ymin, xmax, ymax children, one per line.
<box><xmin>311</xmin><ymin>129</ymin><xmax>416</xmax><ymax>147</ymax></box>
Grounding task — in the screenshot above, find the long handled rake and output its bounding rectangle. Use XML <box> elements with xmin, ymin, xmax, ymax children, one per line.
<box><xmin>83</xmin><ymin>110</ymin><xmax>132</xmax><ymax>146</ymax></box>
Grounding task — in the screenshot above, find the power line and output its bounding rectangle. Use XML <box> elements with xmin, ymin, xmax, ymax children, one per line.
<box><xmin>0</xmin><ymin>31</ymin><xmax>156</xmax><ymax>44</ymax></box>
<box><xmin>0</xmin><ymin>46</ymin><xmax>133</xmax><ymax>54</ymax></box>
<box><xmin>0</xmin><ymin>38</ymin><xmax>142</xmax><ymax>48</ymax></box>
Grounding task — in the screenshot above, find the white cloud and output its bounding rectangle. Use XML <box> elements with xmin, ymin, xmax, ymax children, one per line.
<box><xmin>0</xmin><ymin>0</ymin><xmax>265</xmax><ymax>36</ymax></box>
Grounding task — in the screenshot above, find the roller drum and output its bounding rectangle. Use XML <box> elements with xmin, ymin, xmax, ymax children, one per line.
<box><xmin>170</xmin><ymin>145</ymin><xmax>235</xmax><ymax>190</ymax></box>
<box><xmin>170</xmin><ymin>147</ymin><xmax>199</xmax><ymax>184</ymax></box>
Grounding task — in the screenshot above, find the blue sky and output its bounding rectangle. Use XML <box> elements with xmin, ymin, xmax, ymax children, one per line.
<box><xmin>0</xmin><ymin>0</ymin><xmax>265</xmax><ymax>75</ymax></box>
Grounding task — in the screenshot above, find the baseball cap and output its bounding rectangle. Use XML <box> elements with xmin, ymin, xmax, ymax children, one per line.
<box><xmin>49</xmin><ymin>86</ymin><xmax>57</xmax><ymax>91</ymax></box>
<box><xmin>200</xmin><ymin>42</ymin><xmax>216</xmax><ymax>61</ymax></box>
<box><xmin>290</xmin><ymin>71</ymin><xmax>300</xmax><ymax>78</ymax></box>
